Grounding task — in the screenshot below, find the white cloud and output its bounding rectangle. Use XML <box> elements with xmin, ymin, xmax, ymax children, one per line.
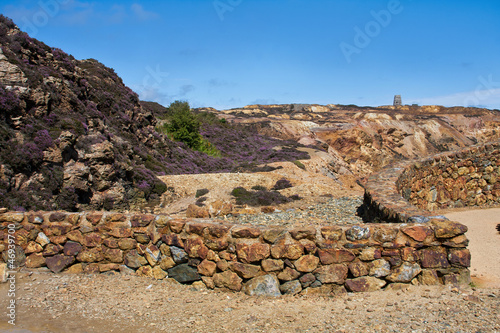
<box><xmin>412</xmin><ymin>88</ymin><xmax>500</xmax><ymax>109</ymax></box>
<box><xmin>130</xmin><ymin>3</ymin><xmax>159</xmax><ymax>21</ymax></box>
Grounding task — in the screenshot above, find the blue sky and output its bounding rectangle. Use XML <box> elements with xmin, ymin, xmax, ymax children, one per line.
<box><xmin>1</xmin><ymin>0</ymin><xmax>500</xmax><ymax>109</ymax></box>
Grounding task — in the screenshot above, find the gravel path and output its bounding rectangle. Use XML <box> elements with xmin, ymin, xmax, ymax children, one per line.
<box><xmin>1</xmin><ymin>271</ymin><xmax>499</xmax><ymax>333</ymax></box>
<box><xmin>226</xmin><ymin>196</ymin><xmax>365</xmax><ymax>227</ymax></box>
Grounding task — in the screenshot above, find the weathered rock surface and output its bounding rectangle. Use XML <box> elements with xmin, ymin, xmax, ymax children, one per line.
<box><xmin>243</xmin><ymin>275</ymin><xmax>281</xmax><ymax>297</ymax></box>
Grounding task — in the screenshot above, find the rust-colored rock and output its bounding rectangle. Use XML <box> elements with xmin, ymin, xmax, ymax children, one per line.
<box><xmin>162</xmin><ymin>234</ymin><xmax>184</xmax><ymax>248</ymax></box>
<box><xmin>108</xmin><ymin>228</ymin><xmax>133</xmax><ymax>238</ymax></box>
<box><xmin>103</xmin><ymin>238</ymin><xmax>119</xmax><ymax>249</ymax></box>
<box><xmin>185</xmin><ymin>222</ymin><xmax>211</xmax><ymax>235</ymax></box>
<box><xmin>419</xmin><ymin>247</ymin><xmax>450</xmax><ymax>268</ymax></box>
<box><xmin>401</xmin><ymin>247</ymin><xmax>419</xmax><ymax>262</ymax></box>
<box><xmin>358</xmin><ymin>247</ymin><xmax>382</xmax><ymax>261</ymax></box>
<box><xmin>277</xmin><ymin>267</ymin><xmax>301</xmax><ymax>281</ymax></box>
<box><xmin>236</xmin><ymin>242</ymin><xmax>270</xmax><ymax>263</ymax></box>
<box><xmin>348</xmin><ymin>260</ymin><xmax>369</xmax><ymax>277</ymax></box>
<box><xmin>43</xmin><ymin>244</ymin><xmax>63</xmax><ymax>257</ymax></box>
<box><xmin>205</xmin><ymin>224</ymin><xmax>231</xmax><ymax>238</ymax></box>
<box><xmin>66</xmin><ymin>264</ymin><xmax>84</xmax><ymax>274</ymax></box>
<box><xmin>197</xmin><ymin>259</ymin><xmax>217</xmax><ymax>276</ymax></box>
<box><xmin>231</xmin><ymin>226</ymin><xmax>261</xmax><ymax>238</ymax></box>
<box><xmin>418</xmin><ymin>269</ymin><xmax>442</xmax><ymax>285</ymax></box>
<box><xmin>43</xmin><ymin>224</ymin><xmax>73</xmax><ymax>236</ymax></box>
<box><xmin>230</xmin><ymin>262</ymin><xmax>262</xmax><ymax>279</ymax></box>
<box><xmin>130</xmin><ymin>214</ymin><xmax>155</xmax><ymax>227</ymax></box>
<box><xmin>320</xmin><ymin>226</ymin><xmax>343</xmax><ymax>241</ymax></box>
<box><xmin>262</xmin><ymin>228</ymin><xmax>287</xmax><ymax>243</ymax></box>
<box><xmin>299</xmin><ymin>239</ymin><xmax>317</xmax><ymax>254</ymax></box>
<box><xmin>103</xmin><ymin>247</ymin><xmax>123</xmax><ymax>263</ymax></box>
<box><xmin>0</xmin><ymin>212</ymin><xmax>24</xmax><ymax>223</ymax></box>
<box><xmin>63</xmin><ymin>241</ymin><xmax>82</xmax><ymax>256</ymax></box>
<box><xmin>168</xmin><ymin>220</ymin><xmax>186</xmax><ymax>233</ymax></box>
<box><xmin>345</xmin><ymin>276</ymin><xmax>386</xmax><ymax>292</ymax></box>
<box><xmin>289</xmin><ymin>227</ymin><xmax>316</xmax><ymax>241</ymax></box>
<box><xmin>186</xmin><ymin>204</ymin><xmax>209</xmax><ymax>219</ymax></box>
<box><xmin>25</xmin><ymin>253</ymin><xmax>45</xmax><ymax>268</ymax></box>
<box><xmin>443</xmin><ymin>235</ymin><xmax>469</xmax><ymax>248</ymax></box>
<box><xmin>314</xmin><ymin>264</ymin><xmax>348</xmax><ymax>284</ymax></box>
<box><xmin>83</xmin><ymin>263</ymin><xmax>100</xmax><ymax>274</ymax></box>
<box><xmin>49</xmin><ymin>212</ymin><xmax>66</xmax><ymax>222</ymax></box>
<box><xmin>430</xmin><ymin>219</ymin><xmax>468</xmax><ymax>239</ymax></box>
<box><xmin>373</xmin><ymin>227</ymin><xmax>398</xmax><ymax>243</ymax></box>
<box><xmin>271</xmin><ymin>241</ymin><xmax>304</xmax><ymax>260</ymax></box>
<box><xmin>184</xmin><ymin>236</ymin><xmax>209</xmax><ymax>259</ymax></box>
<box><xmin>99</xmin><ymin>263</ymin><xmax>120</xmax><ymax>273</ymax></box>
<box><xmin>213</xmin><ymin>271</ymin><xmax>242</xmax><ymax>291</ymax></box>
<box><xmin>448</xmin><ymin>248</ymin><xmax>471</xmax><ymax>267</ymax></box>
<box><xmin>82</xmin><ymin>232</ymin><xmax>103</xmax><ymax>248</ymax></box>
<box><xmin>25</xmin><ymin>241</ymin><xmax>43</xmax><ymax>254</ymax></box>
<box><xmin>401</xmin><ymin>225</ymin><xmax>433</xmax><ymax>242</ymax></box>
<box><xmin>261</xmin><ymin>259</ymin><xmax>284</xmax><ymax>272</ymax></box>
<box><xmin>203</xmin><ymin>236</ymin><xmax>229</xmax><ymax>251</ymax></box>
<box><xmin>118</xmin><ymin>238</ymin><xmax>137</xmax><ymax>250</ymax></box>
<box><xmin>85</xmin><ymin>213</ymin><xmax>103</xmax><ymax>225</ymax></box>
<box><xmin>136</xmin><ymin>265</ymin><xmax>154</xmax><ymax>278</ymax></box>
<box><xmin>76</xmin><ymin>247</ymin><xmax>104</xmax><ymax>263</ymax></box>
<box><xmin>45</xmin><ymin>254</ymin><xmax>75</xmax><ymax>273</ymax></box>
<box><xmin>159</xmin><ymin>257</ymin><xmax>176</xmax><ymax>271</ymax></box>
<box><xmin>317</xmin><ymin>249</ymin><xmax>355</xmax><ymax>265</ymax></box>
<box><xmin>294</xmin><ymin>254</ymin><xmax>319</xmax><ymax>272</ymax></box>
<box><xmin>105</xmin><ymin>213</ymin><xmax>126</xmax><ymax>223</ymax></box>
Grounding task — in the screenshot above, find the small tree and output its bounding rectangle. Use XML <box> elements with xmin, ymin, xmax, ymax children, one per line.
<box><xmin>165</xmin><ymin>101</ymin><xmax>202</xmax><ymax>150</ymax></box>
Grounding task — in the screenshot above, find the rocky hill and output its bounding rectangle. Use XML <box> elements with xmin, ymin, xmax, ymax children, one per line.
<box><xmin>204</xmin><ymin>103</ymin><xmax>500</xmax><ymax>179</ymax></box>
<box><xmin>0</xmin><ymin>15</ymin><xmax>309</xmax><ymax>212</ymax></box>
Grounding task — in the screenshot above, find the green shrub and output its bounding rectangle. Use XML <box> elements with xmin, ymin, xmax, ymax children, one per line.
<box><xmin>164</xmin><ymin>101</ymin><xmax>202</xmax><ymax>150</ymax></box>
<box><xmin>231</xmin><ymin>187</ymin><xmax>250</xmax><ymax>197</ymax></box>
<box><xmin>293</xmin><ymin>160</ymin><xmax>306</xmax><ymax>170</ymax></box>
<box><xmin>195</xmin><ymin>189</ymin><xmax>210</xmax><ymax>198</ymax></box>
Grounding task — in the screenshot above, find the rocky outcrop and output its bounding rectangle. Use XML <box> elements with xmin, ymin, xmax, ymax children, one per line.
<box><xmin>0</xmin><ymin>15</ymin><xmax>168</xmax><ymax>211</ymax></box>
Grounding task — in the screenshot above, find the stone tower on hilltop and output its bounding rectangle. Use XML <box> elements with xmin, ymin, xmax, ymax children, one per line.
<box><xmin>393</xmin><ymin>95</ymin><xmax>402</xmax><ymax>106</ymax></box>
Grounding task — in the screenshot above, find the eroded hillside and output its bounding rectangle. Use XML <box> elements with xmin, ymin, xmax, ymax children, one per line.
<box><xmin>203</xmin><ymin>104</ymin><xmax>500</xmax><ymax>179</ymax></box>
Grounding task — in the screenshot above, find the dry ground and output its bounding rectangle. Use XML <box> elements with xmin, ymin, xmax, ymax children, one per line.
<box><xmin>0</xmin><ymin>271</ymin><xmax>499</xmax><ymax>333</ymax></box>
<box><xmin>0</xmin><ymin>207</ymin><xmax>499</xmax><ymax>333</ymax></box>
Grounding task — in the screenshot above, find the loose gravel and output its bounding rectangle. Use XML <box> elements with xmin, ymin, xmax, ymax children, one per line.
<box><xmin>226</xmin><ymin>196</ymin><xmax>365</xmax><ymax>227</ymax></box>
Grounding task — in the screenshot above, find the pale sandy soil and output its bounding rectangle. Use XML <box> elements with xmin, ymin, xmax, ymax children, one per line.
<box><xmin>444</xmin><ymin>208</ymin><xmax>500</xmax><ymax>289</ymax></box>
<box><xmin>157</xmin><ymin>158</ymin><xmax>362</xmax><ymax>217</ymax></box>
<box><xmin>0</xmin><ymin>271</ymin><xmax>499</xmax><ymax>333</ymax></box>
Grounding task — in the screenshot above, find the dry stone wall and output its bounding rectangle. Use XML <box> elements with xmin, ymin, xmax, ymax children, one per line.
<box><xmin>397</xmin><ymin>142</ymin><xmax>500</xmax><ymax>211</ymax></box>
<box><xmin>364</xmin><ymin>141</ymin><xmax>500</xmax><ymax>223</ymax></box>
<box><xmin>0</xmin><ymin>209</ymin><xmax>471</xmax><ymax>295</ymax></box>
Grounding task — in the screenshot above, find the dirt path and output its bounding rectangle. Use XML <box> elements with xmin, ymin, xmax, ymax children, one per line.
<box><xmin>445</xmin><ymin>208</ymin><xmax>500</xmax><ymax>288</ymax></box>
